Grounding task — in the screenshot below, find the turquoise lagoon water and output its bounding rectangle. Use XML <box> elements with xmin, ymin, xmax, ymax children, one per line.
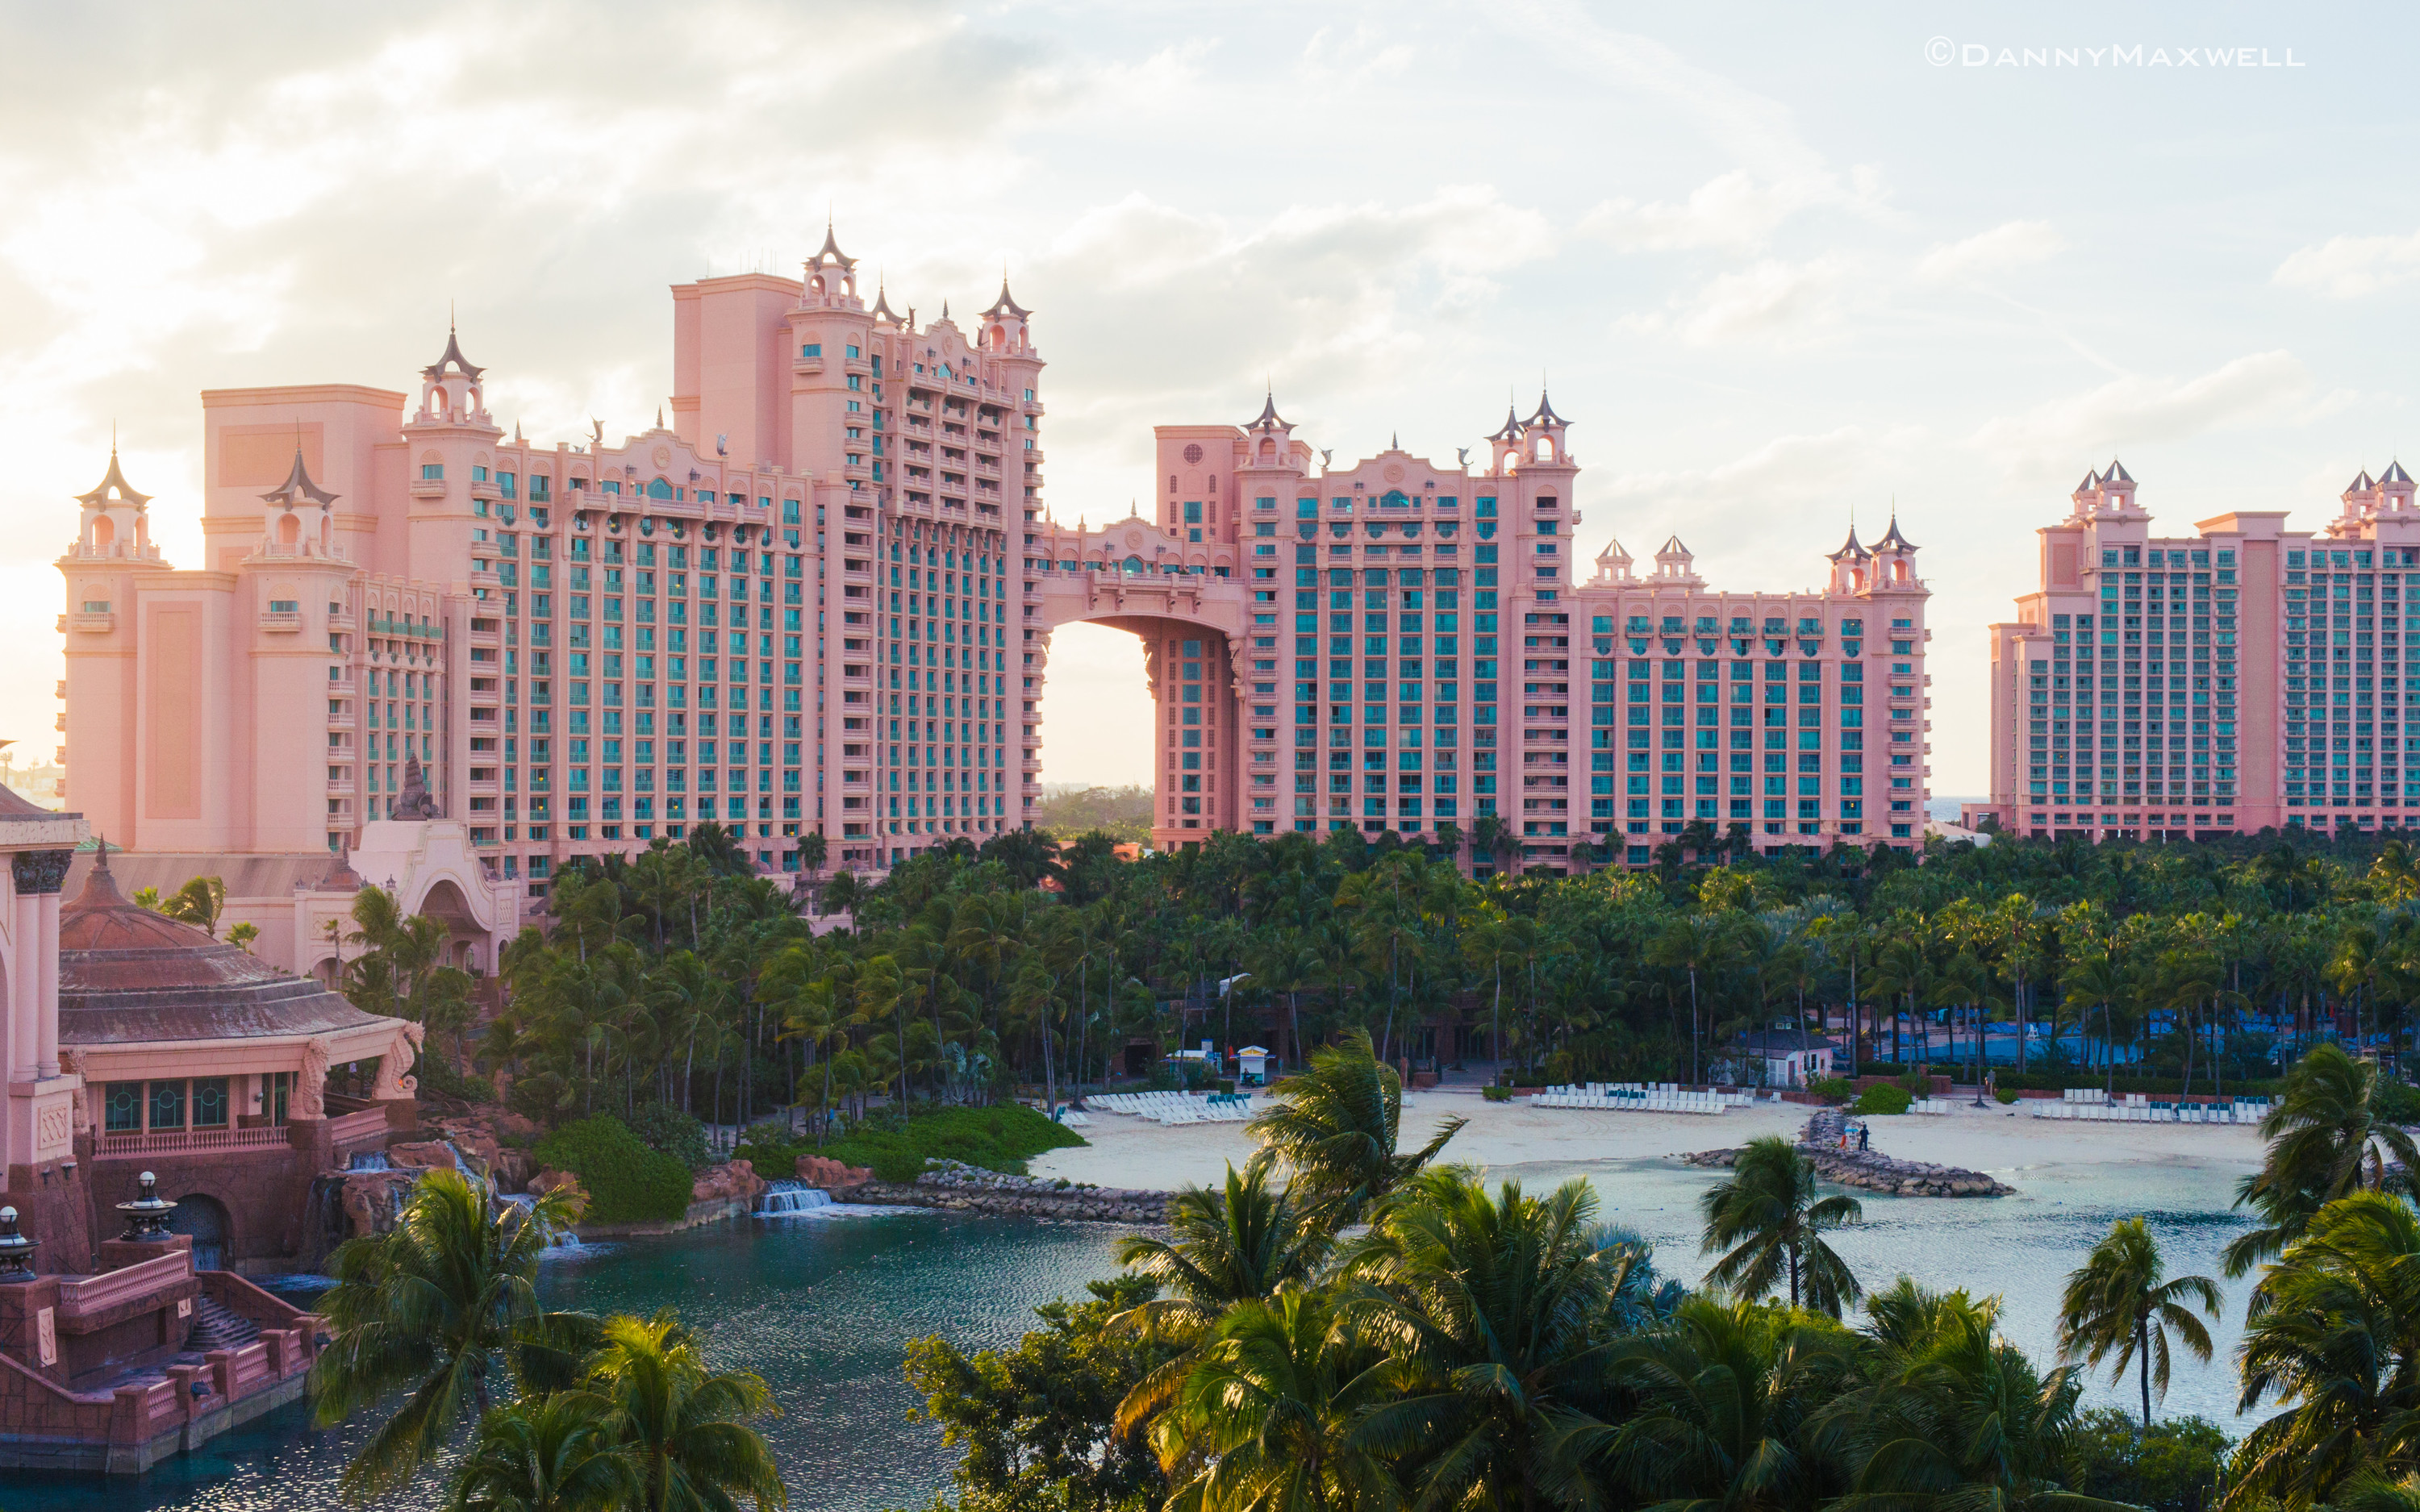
<box><xmin>10</xmin><ymin>1151</ymin><xmax>2259</xmax><ymax>1512</ymax></box>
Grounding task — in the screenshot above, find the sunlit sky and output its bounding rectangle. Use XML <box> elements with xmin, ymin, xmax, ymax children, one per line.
<box><xmin>4</xmin><ymin>2</ymin><xmax>2416</xmax><ymax>799</ymax></box>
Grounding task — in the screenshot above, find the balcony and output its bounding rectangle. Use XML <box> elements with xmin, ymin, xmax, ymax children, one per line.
<box><xmin>97</xmin><ymin>1125</ymin><xmax>292</xmax><ymax>1158</ymax></box>
<box><xmin>67</xmin><ymin>610</ymin><xmax>115</xmax><ymax>635</ymax></box>
<box><xmin>410</xmin><ymin>478</ymin><xmax>447</xmax><ymax>500</ymax></box>
<box><xmin>260</xmin><ymin>610</ymin><xmax>302</xmax><ymax>634</ymax></box>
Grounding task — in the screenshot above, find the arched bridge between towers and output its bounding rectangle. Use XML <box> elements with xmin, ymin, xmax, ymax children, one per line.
<box><xmin>1024</xmin><ymin>514</ymin><xmax>1267</xmax><ymax>844</ymax></box>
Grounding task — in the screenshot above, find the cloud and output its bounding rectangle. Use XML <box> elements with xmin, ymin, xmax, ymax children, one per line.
<box><xmin>2274</xmin><ymin>230</ymin><xmax>2420</xmax><ymax>298</ymax></box>
<box><xmin>1970</xmin><ymin>351</ymin><xmax>2314</xmax><ymax>478</ymax></box>
<box><xmin>1618</xmin><ymin>256</ymin><xmax>1855</xmax><ymax>348</ymax></box>
<box><xmin>1916</xmin><ymin>220</ymin><xmax>2067</xmax><ymax>282</ymax></box>
<box><xmin>1583</xmin><ymin>170</ymin><xmax>1845</xmax><ymax>252</ymax></box>
<box><xmin>1594</xmin><ymin>425</ymin><xmax>1925</xmax><ymax>514</ymax></box>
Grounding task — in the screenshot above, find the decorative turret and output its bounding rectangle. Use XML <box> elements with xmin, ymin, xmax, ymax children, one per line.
<box><xmin>1825</xmin><ymin>524</ymin><xmax>1871</xmax><ymax>593</ymax></box>
<box><xmin>1486</xmin><ymin>402</ymin><xmax>1525</xmax><ymax>473</ymax></box>
<box><xmin>979</xmin><ymin>276</ymin><xmax>1031</xmax><ymax>354</ymax></box>
<box><xmin>802</xmin><ymin>220</ymin><xmax>859</xmax><ymax>305</ymax></box>
<box><xmin>2067</xmin><ymin>469</ymin><xmax>2101</xmax><ymax>522</ymax></box>
<box><xmin>1520</xmin><ymin>388</ymin><xmax>1571</xmax><ymax>468</ymax></box>
<box><xmin>1870</xmin><ymin>513</ymin><xmax>1920</xmax><ymax>588</ymax></box>
<box><xmin>2385</xmin><ymin>460</ymin><xmax>2417</xmax><ymax>516</ymax></box>
<box><xmin>71</xmin><ymin>440</ymin><xmax>160</xmax><ymax>562</ymax></box>
<box><xmin>412</xmin><ymin>323</ymin><xmax>494</xmax><ymax>430</ymax></box>
<box><xmin>257</xmin><ymin>444</ymin><xmax>340</xmax><ymax>556</ymax></box>
<box><xmin>2339</xmin><ymin>468</ymin><xmax>2388</xmax><ymax>530</ymax></box>
<box><xmin>1591</xmin><ymin>536</ymin><xmax>1635</xmax><ymax>585</ymax></box>
<box><xmin>870</xmin><ymin>281</ymin><xmax>902</xmax><ymax>325</ymax></box>
<box><xmin>1651</xmin><ymin>533</ymin><xmax>1702</xmax><ymax>585</ymax></box>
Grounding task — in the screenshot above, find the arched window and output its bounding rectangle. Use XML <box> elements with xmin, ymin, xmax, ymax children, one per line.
<box><xmin>1124</xmin><ymin>555</ymin><xmax>1145</xmax><ymax>574</ymax></box>
<box><xmin>647</xmin><ymin>478</ymin><xmax>674</xmax><ymax>499</ymax></box>
<box><xmin>277</xmin><ymin>513</ymin><xmax>299</xmax><ymax>545</ymax></box>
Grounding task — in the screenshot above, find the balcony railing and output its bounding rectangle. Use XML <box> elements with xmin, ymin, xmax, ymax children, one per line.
<box><xmin>98</xmin><ymin>1125</ymin><xmax>290</xmax><ymax>1158</ymax></box>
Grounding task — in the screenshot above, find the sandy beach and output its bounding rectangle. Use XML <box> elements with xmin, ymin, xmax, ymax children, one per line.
<box><xmin>1028</xmin><ymin>1091</ymin><xmax>2271</xmax><ymax>1194</ymax></box>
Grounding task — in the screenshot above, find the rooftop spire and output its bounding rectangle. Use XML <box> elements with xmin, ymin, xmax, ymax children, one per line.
<box><xmin>421</xmin><ymin>323</ymin><xmax>483</xmax><ymax>381</ymax></box>
<box><xmin>1873</xmin><ymin>514</ymin><xmax>1918</xmax><ymax>552</ymax></box>
<box><xmin>812</xmin><ymin>217</ymin><xmax>856</xmax><ymax>271</ymax></box>
<box><xmin>261</xmin><ymin>442</ymin><xmax>337</xmax><ymax>508</ymax></box>
<box><xmin>77</xmin><ymin>439</ymin><xmax>152</xmax><ymax>510</ymax></box>
<box><xmin>986</xmin><ymin>273</ymin><xmax>1029</xmax><ymax>319</ymax></box>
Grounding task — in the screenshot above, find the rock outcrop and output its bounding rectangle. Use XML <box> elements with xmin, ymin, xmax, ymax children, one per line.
<box><xmin>691</xmin><ymin>1160</ymin><xmax>769</xmax><ymax>1206</ymax></box>
<box><xmin>795</xmin><ymin>1154</ymin><xmax>876</xmax><ymax>1190</ymax></box>
<box><xmin>1679</xmin><ymin>1111</ymin><xmax>2015</xmax><ymax>1198</ymax></box>
<box><xmin>844</xmin><ymin>1159</ymin><xmax>1166</xmax><ymax>1224</ymax></box>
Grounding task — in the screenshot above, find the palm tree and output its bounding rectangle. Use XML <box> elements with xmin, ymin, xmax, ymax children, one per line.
<box><xmin>1245</xmin><ymin>1028</ymin><xmax>1462</xmax><ymax>1223</ymax></box>
<box><xmin>444</xmin><ymin>1390</ymin><xmax>637</xmax><ymax>1512</ymax></box>
<box><xmin>2232</xmin><ymin>1192</ymin><xmax>2420</xmax><ymax>1510</ymax></box>
<box><xmin>1154</xmin><ymin>1289</ymin><xmax>1399</xmax><ymax>1512</ymax></box>
<box><xmin>309</xmin><ymin>1169</ymin><xmax>598</xmax><ymax>1502</ymax></box>
<box><xmin>1697</xmin><ymin>1135</ymin><xmax>1863</xmax><ymax>1315</ymax></box>
<box><xmin>1341</xmin><ymin>1170</ymin><xmax>1638</xmax><ymax>1511</ymax></box>
<box><xmin>1577</xmin><ymin>1293</ymin><xmax>1850</xmax><ymax>1512</ymax></box>
<box><xmin>584</xmin><ymin>1308</ymin><xmax>787</xmax><ymax>1512</ymax></box>
<box><xmin>1111</xmin><ymin>1154</ymin><xmax>1329</xmax><ymax>1435</ymax></box>
<box><xmin>1650</xmin><ymin>914</ymin><xmax>1731</xmax><ymax>1085</ymax></box>
<box><xmin>2055</xmin><ymin>1216</ymin><xmax>2222</xmax><ymax>1425</ymax></box>
<box><xmin>2226</xmin><ymin>1042</ymin><xmax>2420</xmax><ymax>1279</ymax></box>
<box><xmin>1830</xmin><ymin>1279</ymin><xmax>2125</xmax><ymax>1512</ymax></box>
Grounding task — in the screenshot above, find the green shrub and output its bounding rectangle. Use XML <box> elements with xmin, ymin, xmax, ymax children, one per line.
<box><xmin>2376</xmin><ymin>1079</ymin><xmax>2420</xmax><ymax>1124</ymax></box>
<box><xmin>1483</xmin><ymin>1085</ymin><xmax>1512</xmax><ymax>1102</ymax></box>
<box><xmin>620</xmin><ymin>1103</ymin><xmax>713</xmax><ymax>1173</ymax></box>
<box><xmin>1994</xmin><ymin>1087</ymin><xmax>2020</xmax><ymax>1106</ymax></box>
<box><xmin>1853</xmin><ymin>1084</ymin><xmax>1913</xmax><ymax>1116</ymax></box>
<box><xmin>534</xmin><ymin>1116</ymin><xmax>694</xmax><ymax>1224</ymax></box>
<box><xmin>2072</xmin><ymin>1408</ymin><xmax>2230</xmax><ymax>1512</ymax></box>
<box><xmin>742</xmin><ymin>1102</ymin><xmax>1087</xmax><ymax>1185</ymax></box>
<box><xmin>1805</xmin><ymin>1077</ymin><xmax>1855</xmax><ymax>1104</ymax></box>
<box><xmin>1896</xmin><ymin>1064</ymin><xmax>1933</xmax><ymax>1096</ymax></box>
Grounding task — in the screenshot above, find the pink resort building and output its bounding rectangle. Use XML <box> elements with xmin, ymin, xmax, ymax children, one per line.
<box><xmin>0</xmin><ymin>793</ymin><xmax>417</xmax><ymax>1472</ymax></box>
<box><xmin>60</xmin><ymin>227</ymin><xmax>1934</xmax><ymax>905</ymax></box>
<box><xmin>1967</xmin><ymin>464</ymin><xmax>2420</xmax><ymax>842</ymax></box>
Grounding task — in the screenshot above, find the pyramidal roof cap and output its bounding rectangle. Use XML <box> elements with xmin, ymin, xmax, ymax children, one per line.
<box><xmin>870</xmin><ymin>281</ymin><xmax>900</xmax><ymax>323</ymax></box>
<box><xmin>985</xmin><ymin>277</ymin><xmax>1029</xmax><ymax>319</ymax></box>
<box><xmin>812</xmin><ymin>220</ymin><xmax>856</xmax><ymax>271</ymax></box>
<box><xmin>1527</xmin><ymin>388</ymin><xmax>1567</xmax><ymax>427</ymax></box>
<box><xmin>421</xmin><ymin>324</ymin><xmax>483</xmax><ymax>381</ymax></box>
<box><xmin>2353</xmin><ymin>469</ymin><xmax>2377</xmax><ymax>491</ymax></box>
<box><xmin>1249</xmin><ymin>389</ymin><xmax>1285</xmax><ymax>430</ymax></box>
<box><xmin>77</xmin><ymin>445</ymin><xmax>151</xmax><ymax>510</ymax></box>
<box><xmin>1488</xmin><ymin>403</ymin><xmax>1523</xmax><ymax>443</ymax></box>
<box><xmin>2103</xmin><ymin>457</ymin><xmax>2134</xmax><ymax>485</ymax></box>
<box><xmin>1827</xmin><ymin>526</ymin><xmax>1871</xmax><ymax>562</ymax></box>
<box><xmin>261</xmin><ymin>444</ymin><xmax>338</xmax><ymax>507</ymax></box>
<box><xmin>1874</xmin><ymin>514</ymin><xmax>1918</xmax><ymax>552</ymax></box>
<box><xmin>2387</xmin><ymin>460</ymin><xmax>2415</xmax><ymax>485</ymax></box>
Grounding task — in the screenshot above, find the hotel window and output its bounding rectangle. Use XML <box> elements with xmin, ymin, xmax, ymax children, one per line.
<box><xmin>104</xmin><ymin>1081</ymin><xmax>141</xmax><ymax>1133</ymax></box>
<box><xmin>148</xmin><ymin>1079</ymin><xmax>186</xmax><ymax>1131</ymax></box>
<box><xmin>421</xmin><ymin>464</ymin><xmax>443</xmax><ymax>481</ymax></box>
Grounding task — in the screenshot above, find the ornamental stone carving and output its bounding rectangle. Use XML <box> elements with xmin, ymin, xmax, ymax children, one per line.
<box><xmin>298</xmin><ymin>1036</ymin><xmax>331</xmax><ymax>1118</ymax></box>
<box><xmin>10</xmin><ymin>849</ymin><xmax>73</xmax><ymax>895</ymax></box>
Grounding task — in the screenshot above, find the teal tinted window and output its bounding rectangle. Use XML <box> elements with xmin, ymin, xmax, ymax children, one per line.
<box><xmin>148</xmin><ymin>1080</ymin><xmax>187</xmax><ymax>1131</ymax></box>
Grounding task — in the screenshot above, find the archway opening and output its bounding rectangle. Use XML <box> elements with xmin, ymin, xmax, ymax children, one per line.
<box><xmin>169</xmin><ymin>1192</ymin><xmax>232</xmax><ymax>1271</ymax></box>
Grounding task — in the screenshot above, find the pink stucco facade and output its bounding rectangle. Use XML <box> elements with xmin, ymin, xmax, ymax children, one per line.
<box><xmin>1966</xmin><ymin>464</ymin><xmax>2417</xmax><ymax>842</ymax></box>
<box><xmin>61</xmin><ymin>227</ymin><xmax>1931</xmax><ymax>881</ymax></box>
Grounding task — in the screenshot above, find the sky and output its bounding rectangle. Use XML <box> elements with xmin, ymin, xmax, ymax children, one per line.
<box><xmin>3</xmin><ymin>1</ymin><xmax>2416</xmax><ymax>801</ymax></box>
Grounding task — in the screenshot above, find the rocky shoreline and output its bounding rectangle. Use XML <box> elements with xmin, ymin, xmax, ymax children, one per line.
<box><xmin>837</xmin><ymin>1160</ymin><xmax>1168</xmax><ymax>1225</ymax></box>
<box><xmin>1679</xmin><ymin>1111</ymin><xmax>2015</xmax><ymax>1198</ymax></box>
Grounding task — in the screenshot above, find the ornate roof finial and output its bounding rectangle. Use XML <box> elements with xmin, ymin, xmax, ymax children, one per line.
<box><xmin>421</xmin><ymin>323</ymin><xmax>483</xmax><ymax>381</ymax></box>
<box><xmin>261</xmin><ymin>443</ymin><xmax>337</xmax><ymax>508</ymax></box>
<box><xmin>77</xmin><ymin>437</ymin><xmax>152</xmax><ymax>510</ymax></box>
<box><xmin>812</xmin><ymin>216</ymin><xmax>855</xmax><ymax>272</ymax></box>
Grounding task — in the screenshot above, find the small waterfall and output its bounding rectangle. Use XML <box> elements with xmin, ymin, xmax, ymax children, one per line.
<box><xmin>500</xmin><ymin>1191</ymin><xmax>584</xmax><ymax>1249</ymax></box>
<box><xmin>757</xmin><ymin>1180</ymin><xmax>833</xmax><ymax>1216</ymax></box>
<box><xmin>347</xmin><ymin>1151</ymin><xmax>391</xmax><ymax>1172</ymax></box>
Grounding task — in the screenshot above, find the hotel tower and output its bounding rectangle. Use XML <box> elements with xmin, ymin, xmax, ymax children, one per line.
<box><xmin>57</xmin><ymin>230</ymin><xmax>1934</xmax><ymax>902</ymax></box>
<box><xmin>1968</xmin><ymin>463</ymin><xmax>2420</xmax><ymax>840</ymax></box>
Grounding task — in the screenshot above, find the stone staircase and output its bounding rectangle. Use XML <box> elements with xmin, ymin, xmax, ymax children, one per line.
<box><xmin>184</xmin><ymin>1293</ymin><xmax>262</xmax><ymax>1353</ymax></box>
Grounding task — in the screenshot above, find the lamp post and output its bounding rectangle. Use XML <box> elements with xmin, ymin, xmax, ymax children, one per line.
<box><xmin>0</xmin><ymin>1206</ymin><xmax>39</xmax><ymax>1281</ymax></box>
<box><xmin>115</xmin><ymin>1171</ymin><xmax>177</xmax><ymax>1242</ymax></box>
